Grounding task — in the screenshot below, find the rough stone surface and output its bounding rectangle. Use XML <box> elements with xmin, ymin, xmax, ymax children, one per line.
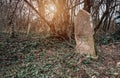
<box><xmin>74</xmin><ymin>9</ymin><xmax>95</xmax><ymax>56</ymax></box>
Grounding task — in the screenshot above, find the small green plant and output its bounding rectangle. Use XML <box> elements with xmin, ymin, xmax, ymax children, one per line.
<box><xmin>82</xmin><ymin>56</ymin><xmax>93</xmax><ymax>65</ymax></box>
<box><xmin>25</xmin><ymin>53</ymin><xmax>34</xmax><ymax>63</ymax></box>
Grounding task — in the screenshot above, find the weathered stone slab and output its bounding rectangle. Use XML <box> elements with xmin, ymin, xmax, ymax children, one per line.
<box><xmin>74</xmin><ymin>9</ymin><xmax>96</xmax><ymax>56</ymax></box>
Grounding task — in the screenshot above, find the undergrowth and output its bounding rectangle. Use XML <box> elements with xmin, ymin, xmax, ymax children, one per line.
<box><xmin>95</xmin><ymin>31</ymin><xmax>120</xmax><ymax>45</ymax></box>
<box><xmin>0</xmin><ymin>32</ymin><xmax>120</xmax><ymax>78</ymax></box>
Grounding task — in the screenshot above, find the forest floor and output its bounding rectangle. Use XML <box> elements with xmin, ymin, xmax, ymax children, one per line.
<box><xmin>0</xmin><ymin>32</ymin><xmax>120</xmax><ymax>78</ymax></box>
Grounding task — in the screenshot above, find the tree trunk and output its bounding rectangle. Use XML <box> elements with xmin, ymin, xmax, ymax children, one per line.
<box><xmin>84</xmin><ymin>0</ymin><xmax>91</xmax><ymax>13</ymax></box>
<box><xmin>10</xmin><ymin>0</ymin><xmax>19</xmax><ymax>38</ymax></box>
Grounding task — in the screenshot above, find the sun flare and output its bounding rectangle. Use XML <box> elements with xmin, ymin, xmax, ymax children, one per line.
<box><xmin>47</xmin><ymin>4</ymin><xmax>56</xmax><ymax>13</ymax></box>
<box><xmin>45</xmin><ymin>3</ymin><xmax>57</xmax><ymax>21</ymax></box>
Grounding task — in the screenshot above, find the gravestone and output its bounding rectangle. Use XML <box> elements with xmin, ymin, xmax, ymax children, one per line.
<box><xmin>74</xmin><ymin>9</ymin><xmax>96</xmax><ymax>56</ymax></box>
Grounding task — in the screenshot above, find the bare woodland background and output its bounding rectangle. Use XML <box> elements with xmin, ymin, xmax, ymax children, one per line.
<box><xmin>0</xmin><ymin>0</ymin><xmax>120</xmax><ymax>39</ymax></box>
